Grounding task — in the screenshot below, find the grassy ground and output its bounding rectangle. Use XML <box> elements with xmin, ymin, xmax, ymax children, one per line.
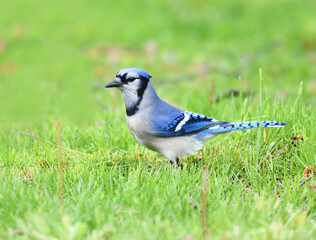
<box><xmin>1</xmin><ymin>0</ymin><xmax>315</xmax><ymax>239</ymax></box>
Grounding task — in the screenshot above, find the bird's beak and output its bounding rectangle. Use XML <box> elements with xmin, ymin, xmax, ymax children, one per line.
<box><xmin>104</xmin><ymin>78</ymin><xmax>121</xmax><ymax>88</ymax></box>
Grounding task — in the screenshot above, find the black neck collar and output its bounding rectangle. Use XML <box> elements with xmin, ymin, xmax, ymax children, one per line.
<box><xmin>126</xmin><ymin>77</ymin><xmax>149</xmax><ymax>116</ymax></box>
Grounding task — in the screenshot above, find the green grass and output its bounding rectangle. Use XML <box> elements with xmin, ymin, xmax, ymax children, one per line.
<box><xmin>1</xmin><ymin>0</ymin><xmax>315</xmax><ymax>239</ymax></box>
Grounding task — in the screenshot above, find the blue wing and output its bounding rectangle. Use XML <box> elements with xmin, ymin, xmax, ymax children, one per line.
<box><xmin>151</xmin><ymin>111</ymin><xmax>227</xmax><ymax>137</ymax></box>
<box><xmin>148</xmin><ymin>98</ymin><xmax>285</xmax><ymax>137</ymax></box>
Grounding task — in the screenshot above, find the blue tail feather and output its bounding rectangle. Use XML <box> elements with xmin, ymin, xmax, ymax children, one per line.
<box><xmin>208</xmin><ymin>120</ymin><xmax>286</xmax><ymax>134</ymax></box>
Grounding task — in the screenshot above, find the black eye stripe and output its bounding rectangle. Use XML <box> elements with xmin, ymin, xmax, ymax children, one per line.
<box><xmin>119</xmin><ymin>73</ymin><xmax>128</xmax><ymax>83</ymax></box>
<box><xmin>119</xmin><ymin>74</ymin><xmax>138</xmax><ymax>83</ymax></box>
<box><xmin>118</xmin><ymin>73</ymin><xmax>149</xmax><ymax>85</ymax></box>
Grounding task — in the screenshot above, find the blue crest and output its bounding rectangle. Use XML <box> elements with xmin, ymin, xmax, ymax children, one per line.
<box><xmin>118</xmin><ymin>68</ymin><xmax>152</xmax><ymax>79</ymax></box>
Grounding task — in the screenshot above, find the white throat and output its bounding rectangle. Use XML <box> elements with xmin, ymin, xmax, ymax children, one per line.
<box><xmin>118</xmin><ymin>82</ymin><xmax>159</xmax><ymax>116</ymax></box>
<box><xmin>119</xmin><ymin>87</ymin><xmax>140</xmax><ymax>110</ymax></box>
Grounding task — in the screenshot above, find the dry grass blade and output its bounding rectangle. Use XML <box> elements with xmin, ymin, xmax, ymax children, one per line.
<box><xmin>299</xmin><ymin>166</ymin><xmax>315</xmax><ymax>186</ymax></box>
<box><xmin>303</xmin><ymin>166</ymin><xmax>316</xmax><ymax>179</ymax></box>
<box><xmin>263</xmin><ymin>128</ymin><xmax>266</xmax><ymax>142</ymax></box>
<box><xmin>201</xmin><ymin>164</ymin><xmax>210</xmax><ymax>239</ymax></box>
<box><xmin>55</xmin><ymin>121</ymin><xmax>64</xmax><ymax>207</ymax></box>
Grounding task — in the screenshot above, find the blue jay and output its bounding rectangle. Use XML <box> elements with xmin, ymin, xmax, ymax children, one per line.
<box><xmin>105</xmin><ymin>68</ymin><xmax>285</xmax><ymax>167</ymax></box>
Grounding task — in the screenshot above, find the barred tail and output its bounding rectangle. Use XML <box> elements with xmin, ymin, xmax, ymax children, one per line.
<box><xmin>208</xmin><ymin>120</ymin><xmax>286</xmax><ymax>134</ymax></box>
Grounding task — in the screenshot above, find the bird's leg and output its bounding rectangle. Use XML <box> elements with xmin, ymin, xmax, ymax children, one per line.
<box><xmin>169</xmin><ymin>157</ymin><xmax>180</xmax><ymax>169</ymax></box>
<box><xmin>196</xmin><ymin>152</ymin><xmax>203</xmax><ymax>164</ymax></box>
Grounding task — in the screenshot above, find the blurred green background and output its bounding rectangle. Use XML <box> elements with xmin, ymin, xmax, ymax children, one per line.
<box><xmin>0</xmin><ymin>0</ymin><xmax>315</xmax><ymax>126</ymax></box>
<box><xmin>1</xmin><ymin>1</ymin><xmax>316</xmax><ymax>239</ymax></box>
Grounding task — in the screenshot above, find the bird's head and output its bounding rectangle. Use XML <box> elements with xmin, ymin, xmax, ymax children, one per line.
<box><xmin>105</xmin><ymin>68</ymin><xmax>151</xmax><ymax>91</ymax></box>
<box><xmin>105</xmin><ymin>68</ymin><xmax>153</xmax><ymax>116</ymax></box>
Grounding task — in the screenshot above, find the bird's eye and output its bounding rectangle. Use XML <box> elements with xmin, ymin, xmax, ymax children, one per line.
<box><xmin>128</xmin><ymin>77</ymin><xmax>136</xmax><ymax>82</ymax></box>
